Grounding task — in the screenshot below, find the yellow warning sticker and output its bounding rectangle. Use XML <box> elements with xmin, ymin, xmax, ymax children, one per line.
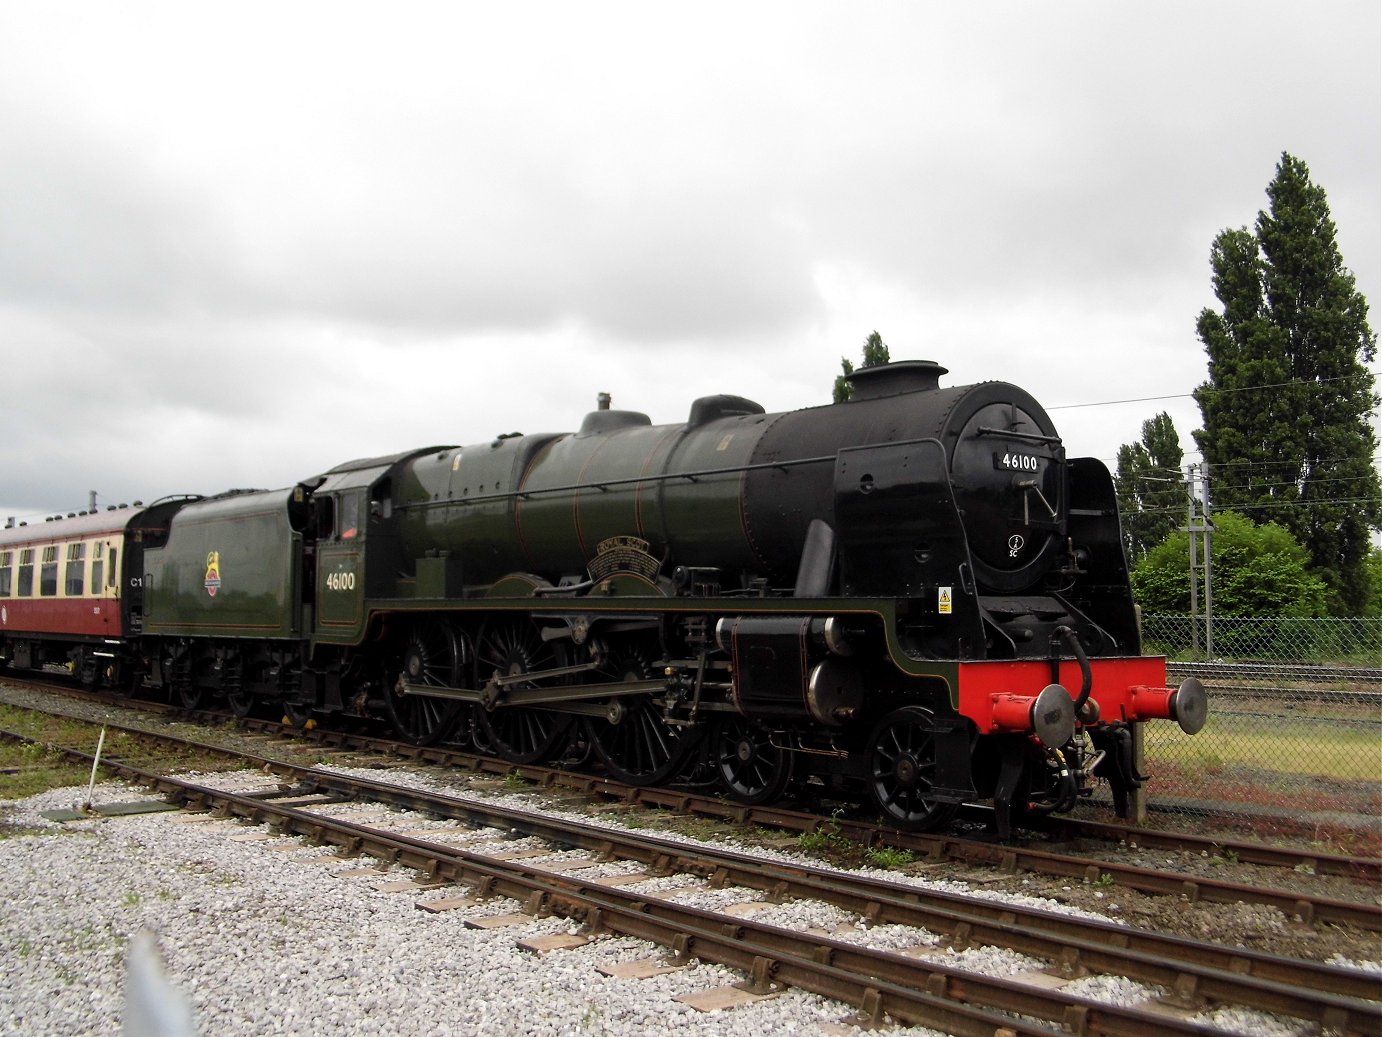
<box><xmin>938</xmin><ymin>587</ymin><xmax>952</xmax><ymax>615</ymax></box>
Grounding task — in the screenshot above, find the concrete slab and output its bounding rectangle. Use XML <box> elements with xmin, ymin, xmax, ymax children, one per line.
<box><xmin>596</xmin><ymin>959</ymin><xmax>685</xmax><ymax>979</ymax></box>
<box><xmin>517</xmin><ymin>934</ymin><xmax>593</xmax><ymax>954</ymax></box>
<box><xmin>416</xmin><ymin>896</ymin><xmax>477</xmax><ymax>913</ymax></box>
<box><xmin>463</xmin><ymin>912</ymin><xmax>533</xmax><ymax>929</ymax></box>
<box><xmin>41</xmin><ymin>800</ymin><xmax>179</xmax><ymax>822</ymax></box>
<box><xmin>372</xmin><ymin>879</ymin><xmax>448</xmax><ymax>893</ymax></box>
<box><xmin>674</xmin><ymin>985</ymin><xmax>776</xmax><ymax>1012</ymax></box>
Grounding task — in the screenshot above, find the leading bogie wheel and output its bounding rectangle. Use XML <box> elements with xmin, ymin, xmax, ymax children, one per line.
<box><xmin>865</xmin><ymin>706</ymin><xmax>960</xmax><ymax>830</ymax></box>
<box><xmin>711</xmin><ymin>716</ymin><xmax>792</xmax><ymax>806</ymax></box>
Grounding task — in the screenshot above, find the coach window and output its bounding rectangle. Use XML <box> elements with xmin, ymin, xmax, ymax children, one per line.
<box><xmin>0</xmin><ymin>551</ymin><xmax>11</xmax><ymax>596</ymax></box>
<box><xmin>65</xmin><ymin>542</ymin><xmax>86</xmax><ymax>596</ymax></box>
<box><xmin>17</xmin><ymin>549</ymin><xmax>34</xmax><ymax>596</ymax></box>
<box><xmin>40</xmin><ymin>546</ymin><xmax>58</xmax><ymax>596</ymax></box>
<box><xmin>91</xmin><ymin>543</ymin><xmax>105</xmax><ymax>594</ymax></box>
<box><xmin>108</xmin><ymin>547</ymin><xmax>118</xmax><ymax>589</ymax></box>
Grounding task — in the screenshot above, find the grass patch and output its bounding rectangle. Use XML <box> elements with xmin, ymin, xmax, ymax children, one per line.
<box><xmin>1146</xmin><ymin>718</ymin><xmax>1382</xmax><ymax>781</ymax></box>
<box><xmin>0</xmin><ymin>740</ymin><xmax>93</xmax><ymax>804</ymax></box>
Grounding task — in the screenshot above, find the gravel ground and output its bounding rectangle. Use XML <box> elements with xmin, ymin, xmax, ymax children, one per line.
<box><xmin>1</xmin><ymin>681</ymin><xmax>1377</xmax><ymax>1035</ymax></box>
<box><xmin>4</xmin><ymin>779</ymin><xmax>922</xmax><ymax>1037</ymax></box>
<box><xmin>3</xmin><ymin>772</ymin><xmax>1376</xmax><ymax>1037</ymax></box>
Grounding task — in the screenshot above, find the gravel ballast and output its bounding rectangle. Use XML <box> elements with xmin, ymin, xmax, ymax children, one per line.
<box><xmin>3</xmin><ymin>779</ymin><xmax>971</xmax><ymax>1037</ymax></box>
<box><xmin>7</xmin><ymin>772</ymin><xmax>1366</xmax><ymax>1037</ymax></box>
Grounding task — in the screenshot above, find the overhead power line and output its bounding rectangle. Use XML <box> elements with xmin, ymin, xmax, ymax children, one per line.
<box><xmin>1050</xmin><ymin>370</ymin><xmax>1382</xmax><ymax>412</ymax></box>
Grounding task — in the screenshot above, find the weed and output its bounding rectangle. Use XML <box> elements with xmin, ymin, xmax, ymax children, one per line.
<box><xmin>1093</xmin><ymin>872</ymin><xmax>1116</xmax><ymax>887</ymax></box>
<box><xmin>502</xmin><ymin>771</ymin><xmax>531</xmax><ymax>791</ymax></box>
<box><xmin>864</xmin><ymin>845</ymin><xmax>916</xmax><ymax>870</ymax></box>
<box><xmin>798</xmin><ymin>810</ymin><xmax>854</xmax><ymax>856</ymax></box>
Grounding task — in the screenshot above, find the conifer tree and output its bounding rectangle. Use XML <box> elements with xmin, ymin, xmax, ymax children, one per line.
<box><xmin>1114</xmin><ymin>412</ymin><xmax>1185</xmax><ymax>561</ymax></box>
<box><xmin>833</xmin><ymin>331</ymin><xmax>891</xmax><ymax>403</ymax></box>
<box><xmin>1192</xmin><ymin>153</ymin><xmax>1380</xmax><ymax>613</ymax></box>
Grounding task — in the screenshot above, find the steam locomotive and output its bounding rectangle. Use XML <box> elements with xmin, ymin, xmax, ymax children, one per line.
<box><xmin>0</xmin><ymin>360</ymin><xmax>1206</xmax><ymax>834</ymax></box>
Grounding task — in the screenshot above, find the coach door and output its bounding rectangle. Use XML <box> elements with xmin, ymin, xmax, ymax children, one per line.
<box><xmin>314</xmin><ymin>490</ymin><xmax>365</xmax><ymax>640</ymax></box>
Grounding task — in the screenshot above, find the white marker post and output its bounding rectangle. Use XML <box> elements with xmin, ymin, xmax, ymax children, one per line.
<box><xmin>82</xmin><ymin>725</ymin><xmax>107</xmax><ymax>812</ymax></box>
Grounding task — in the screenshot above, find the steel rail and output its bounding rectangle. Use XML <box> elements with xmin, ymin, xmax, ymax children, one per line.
<box><xmin>42</xmin><ymin>756</ymin><xmax>1314</xmax><ymax>1037</ymax></box>
<box><xmin>283</xmin><ymin>766</ymin><xmax>1382</xmax><ymax>1021</ymax></box>
<box><xmin>1028</xmin><ymin>813</ymin><xmax>1382</xmax><ymax>882</ymax></box>
<box><xmin>3</xmin><ymin>719</ymin><xmax>1376</xmax><ymax>1034</ymax></box>
<box><xmin>3</xmin><ymin>684</ymin><xmax>1378</xmax><ymax>926</ymax></box>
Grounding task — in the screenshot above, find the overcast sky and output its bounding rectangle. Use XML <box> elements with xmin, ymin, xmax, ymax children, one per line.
<box><xmin>2</xmin><ymin>2</ymin><xmax>1378</xmax><ymax>523</ymax></box>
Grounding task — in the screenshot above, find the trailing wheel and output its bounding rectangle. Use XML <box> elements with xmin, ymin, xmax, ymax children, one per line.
<box><xmin>388</xmin><ymin>620</ymin><xmax>466</xmax><ymax>745</ymax></box>
<box><xmin>474</xmin><ymin>619</ymin><xmax>571</xmax><ymax>764</ymax></box>
<box><xmin>711</xmin><ymin>716</ymin><xmax>792</xmax><ymax>805</ymax></box>
<box><xmin>865</xmin><ymin>706</ymin><xmax>960</xmax><ymax>831</ymax></box>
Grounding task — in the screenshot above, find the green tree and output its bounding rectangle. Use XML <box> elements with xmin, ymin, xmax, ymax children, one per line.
<box><xmin>1131</xmin><ymin>511</ymin><xmax>1327</xmax><ymax>617</ymax></box>
<box><xmin>1364</xmin><ymin>548</ymin><xmax>1382</xmax><ymax>619</ymax></box>
<box><xmin>833</xmin><ymin>330</ymin><xmax>891</xmax><ymax>403</ymax></box>
<box><xmin>1114</xmin><ymin>412</ymin><xmax>1185</xmax><ymax>561</ymax></box>
<box><xmin>1192</xmin><ymin>152</ymin><xmax>1380</xmax><ymax>614</ymax></box>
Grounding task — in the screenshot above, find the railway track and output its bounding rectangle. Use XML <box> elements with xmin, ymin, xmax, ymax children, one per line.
<box><xmin>4</xmin><ymin>676</ymin><xmax>1379</xmax><ymax>918</ymax></box>
<box><xmin>4</xmin><ymin>716</ymin><xmax>1380</xmax><ymax>1037</ymax></box>
<box><xmin>1167</xmin><ymin>662</ymin><xmax>1382</xmax><ymax>706</ymax></box>
<box><xmin>10</xmin><ymin>724</ymin><xmax>1382</xmax><ymax>1034</ymax></box>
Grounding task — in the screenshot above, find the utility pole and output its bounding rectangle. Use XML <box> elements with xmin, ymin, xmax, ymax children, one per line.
<box><xmin>1200</xmin><ymin>464</ymin><xmax>1214</xmax><ymax>659</ymax></box>
<box><xmin>1184</xmin><ymin>464</ymin><xmax>1214</xmax><ymax>660</ymax></box>
<box><xmin>1187</xmin><ymin>471</ymin><xmax>1200</xmax><ymax>658</ymax></box>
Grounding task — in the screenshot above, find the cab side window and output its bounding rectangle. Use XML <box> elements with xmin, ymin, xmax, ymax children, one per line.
<box><xmin>340</xmin><ymin>492</ymin><xmax>362</xmax><ymax>540</ymax></box>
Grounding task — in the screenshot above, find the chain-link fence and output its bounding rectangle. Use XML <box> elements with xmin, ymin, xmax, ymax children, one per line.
<box><xmin>1130</xmin><ymin>615</ymin><xmax>1381</xmax><ymax>850</ymax></box>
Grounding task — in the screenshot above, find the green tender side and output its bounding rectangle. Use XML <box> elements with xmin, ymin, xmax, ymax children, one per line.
<box><xmin>141</xmin><ymin>489</ymin><xmax>302</xmax><ymax>638</ymax></box>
